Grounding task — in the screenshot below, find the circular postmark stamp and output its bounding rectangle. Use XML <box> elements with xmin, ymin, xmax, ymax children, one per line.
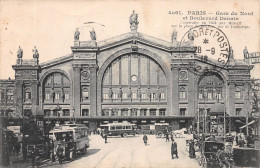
<box><xmin>178</xmin><ymin>25</ymin><xmax>231</xmax><ymax>74</ymax></box>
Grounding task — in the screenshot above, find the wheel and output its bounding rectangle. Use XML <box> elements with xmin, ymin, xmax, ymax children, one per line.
<box><xmin>123</xmin><ymin>133</ymin><xmax>128</xmax><ymax>138</ymax></box>
<box><xmin>157</xmin><ymin>132</ymin><xmax>163</xmax><ymax>138</ymax></box>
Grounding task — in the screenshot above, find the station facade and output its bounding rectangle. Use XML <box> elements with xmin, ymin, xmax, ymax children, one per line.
<box><xmin>0</xmin><ymin>17</ymin><xmax>254</xmax><ymax>132</ymax></box>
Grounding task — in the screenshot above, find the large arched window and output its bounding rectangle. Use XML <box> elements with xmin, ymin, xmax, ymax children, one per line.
<box><xmin>102</xmin><ymin>54</ymin><xmax>167</xmax><ymax>102</ymax></box>
<box><xmin>43</xmin><ymin>72</ymin><xmax>70</xmax><ymax>103</ymax></box>
<box><xmin>198</xmin><ymin>72</ymin><xmax>224</xmax><ymax>101</ymax></box>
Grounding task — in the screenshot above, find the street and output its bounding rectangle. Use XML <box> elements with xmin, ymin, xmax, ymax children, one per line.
<box><xmin>41</xmin><ymin>134</ymin><xmax>200</xmax><ymax>168</ymax></box>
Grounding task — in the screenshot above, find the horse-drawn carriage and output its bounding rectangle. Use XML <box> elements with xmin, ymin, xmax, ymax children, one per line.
<box><xmin>198</xmin><ymin>141</ymin><xmax>225</xmax><ymax>168</ymax></box>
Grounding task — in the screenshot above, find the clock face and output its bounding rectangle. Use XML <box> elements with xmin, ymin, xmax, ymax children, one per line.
<box><xmin>131</xmin><ymin>75</ymin><xmax>137</xmax><ymax>81</ymax></box>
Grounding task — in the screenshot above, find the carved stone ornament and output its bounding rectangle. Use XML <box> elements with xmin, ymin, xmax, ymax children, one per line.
<box><xmin>81</xmin><ymin>70</ymin><xmax>90</xmax><ymax>80</ymax></box>
<box><xmin>179</xmin><ymin>70</ymin><xmax>188</xmax><ymax>80</ymax></box>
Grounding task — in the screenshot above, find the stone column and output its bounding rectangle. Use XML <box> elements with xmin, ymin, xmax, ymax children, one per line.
<box><xmin>171</xmin><ymin>65</ymin><xmax>179</xmax><ymax>115</ymax></box>
<box><xmin>147</xmin><ymin>108</ymin><xmax>150</xmax><ymax>116</ymax></box>
<box><xmin>89</xmin><ymin>65</ymin><xmax>97</xmax><ymax>116</ymax></box>
<box><xmin>156</xmin><ymin>109</ymin><xmax>159</xmax><ymax>116</ymax></box>
<box><xmin>137</xmin><ymin>108</ymin><xmax>141</xmax><ymax>116</ymax></box>
<box><xmin>73</xmin><ymin>65</ymin><xmax>81</xmax><ymax>117</ymax></box>
<box><xmin>31</xmin><ymin>81</ymin><xmax>39</xmax><ymax>115</ymax></box>
<box><xmin>128</xmin><ymin>109</ymin><xmax>131</xmax><ymax>116</ymax></box>
<box><xmin>118</xmin><ymin>109</ymin><xmax>122</xmax><ymax>116</ymax></box>
<box><xmin>227</xmin><ymin>82</ymin><xmax>235</xmax><ymax>116</ymax></box>
<box><xmin>15</xmin><ymin>81</ymin><xmax>23</xmax><ymax>116</ymax></box>
<box><xmin>188</xmin><ymin>70</ymin><xmax>195</xmax><ymax>117</ymax></box>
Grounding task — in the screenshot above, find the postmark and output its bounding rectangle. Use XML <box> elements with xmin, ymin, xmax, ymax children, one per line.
<box><xmin>178</xmin><ymin>25</ymin><xmax>231</xmax><ymax>75</ymax></box>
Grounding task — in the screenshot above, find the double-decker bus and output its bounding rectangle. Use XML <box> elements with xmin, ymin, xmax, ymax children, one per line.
<box><xmin>49</xmin><ymin>123</ymin><xmax>89</xmax><ymax>159</ymax></box>
<box><xmin>100</xmin><ymin>122</ymin><xmax>136</xmax><ymax>137</ymax></box>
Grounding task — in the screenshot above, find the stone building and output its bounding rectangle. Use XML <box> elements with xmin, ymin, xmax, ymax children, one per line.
<box><xmin>0</xmin><ymin>12</ymin><xmax>255</xmax><ymax>132</ymax></box>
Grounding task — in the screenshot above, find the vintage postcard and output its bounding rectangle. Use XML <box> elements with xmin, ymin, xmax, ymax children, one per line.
<box><xmin>0</xmin><ymin>0</ymin><xmax>259</xmax><ymax>167</ymax></box>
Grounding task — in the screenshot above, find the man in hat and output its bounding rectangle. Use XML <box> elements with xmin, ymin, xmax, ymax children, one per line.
<box><xmin>56</xmin><ymin>142</ymin><xmax>64</xmax><ymax>165</ymax></box>
<box><xmin>143</xmin><ymin>134</ymin><xmax>148</xmax><ymax>145</ymax></box>
<box><xmin>171</xmin><ymin>139</ymin><xmax>179</xmax><ymax>159</ymax></box>
<box><xmin>31</xmin><ymin>145</ymin><xmax>39</xmax><ymax>168</ymax></box>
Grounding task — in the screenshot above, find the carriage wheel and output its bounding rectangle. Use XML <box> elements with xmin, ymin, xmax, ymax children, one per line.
<box><xmin>123</xmin><ymin>133</ymin><xmax>128</xmax><ymax>138</ymax></box>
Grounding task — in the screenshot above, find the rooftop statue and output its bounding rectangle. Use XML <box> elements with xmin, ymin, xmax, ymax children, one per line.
<box><xmin>32</xmin><ymin>46</ymin><xmax>39</xmax><ymax>59</ymax></box>
<box><xmin>171</xmin><ymin>29</ymin><xmax>177</xmax><ymax>42</ymax></box>
<box><xmin>243</xmin><ymin>46</ymin><xmax>249</xmax><ymax>59</ymax></box>
<box><xmin>129</xmin><ymin>10</ymin><xmax>139</xmax><ymax>25</ymax></box>
<box><xmin>17</xmin><ymin>46</ymin><xmax>23</xmax><ymax>58</ymax></box>
<box><xmin>188</xmin><ymin>31</ymin><xmax>194</xmax><ymax>41</ymax></box>
<box><xmin>74</xmin><ymin>28</ymin><xmax>80</xmax><ymax>41</ymax></box>
<box><xmin>90</xmin><ymin>28</ymin><xmax>96</xmax><ymax>41</ymax></box>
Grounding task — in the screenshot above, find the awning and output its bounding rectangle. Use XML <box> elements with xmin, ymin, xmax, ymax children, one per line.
<box><xmin>239</xmin><ymin>120</ymin><xmax>256</xmax><ymax>129</ymax></box>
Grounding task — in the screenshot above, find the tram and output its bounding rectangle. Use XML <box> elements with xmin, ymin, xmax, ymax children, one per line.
<box><xmin>49</xmin><ymin>123</ymin><xmax>89</xmax><ymax>159</ymax></box>
<box><xmin>100</xmin><ymin>122</ymin><xmax>136</xmax><ymax>137</ymax></box>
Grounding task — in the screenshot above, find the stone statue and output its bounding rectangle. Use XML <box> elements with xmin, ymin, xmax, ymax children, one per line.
<box><xmin>74</xmin><ymin>28</ymin><xmax>80</xmax><ymax>41</ymax></box>
<box><xmin>146</xmin><ymin>89</ymin><xmax>151</xmax><ymax>99</ymax></box>
<box><xmin>32</xmin><ymin>46</ymin><xmax>39</xmax><ymax>59</ymax></box>
<box><xmin>109</xmin><ymin>88</ymin><xmax>113</xmax><ymax>99</ymax></box>
<box><xmin>171</xmin><ymin>29</ymin><xmax>177</xmax><ymax>42</ymax></box>
<box><xmin>129</xmin><ymin>10</ymin><xmax>139</xmax><ymax>25</ymax></box>
<box><xmin>17</xmin><ymin>46</ymin><xmax>23</xmax><ymax>58</ymax></box>
<box><xmin>243</xmin><ymin>46</ymin><xmax>249</xmax><ymax>59</ymax></box>
<box><xmin>229</xmin><ymin>47</ymin><xmax>234</xmax><ymax>59</ymax></box>
<box><xmin>128</xmin><ymin>87</ymin><xmax>132</xmax><ymax>99</ymax></box>
<box><xmin>118</xmin><ymin>88</ymin><xmax>123</xmax><ymax>98</ymax></box>
<box><xmin>156</xmin><ymin>88</ymin><xmax>161</xmax><ymax>99</ymax></box>
<box><xmin>90</xmin><ymin>28</ymin><xmax>96</xmax><ymax>41</ymax></box>
<box><xmin>188</xmin><ymin>31</ymin><xmax>194</xmax><ymax>41</ymax></box>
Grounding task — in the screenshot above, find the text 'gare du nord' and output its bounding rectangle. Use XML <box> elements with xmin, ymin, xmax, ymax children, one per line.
<box><xmin>0</xmin><ymin>11</ymin><xmax>256</xmax><ymax>135</ymax></box>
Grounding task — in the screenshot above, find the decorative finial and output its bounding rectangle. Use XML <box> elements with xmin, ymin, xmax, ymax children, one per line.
<box><xmin>90</xmin><ymin>28</ymin><xmax>96</xmax><ymax>41</ymax></box>
<box><xmin>74</xmin><ymin>28</ymin><xmax>80</xmax><ymax>41</ymax></box>
<box><xmin>129</xmin><ymin>10</ymin><xmax>139</xmax><ymax>31</ymax></box>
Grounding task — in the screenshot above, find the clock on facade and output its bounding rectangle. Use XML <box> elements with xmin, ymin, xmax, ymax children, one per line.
<box><xmin>131</xmin><ymin>75</ymin><xmax>138</xmax><ymax>81</ymax></box>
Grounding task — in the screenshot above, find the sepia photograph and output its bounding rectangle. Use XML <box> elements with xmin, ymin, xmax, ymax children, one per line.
<box><xmin>0</xmin><ymin>0</ymin><xmax>259</xmax><ymax>167</ymax></box>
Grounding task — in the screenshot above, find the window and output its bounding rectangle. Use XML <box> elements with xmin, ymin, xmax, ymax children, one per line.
<box><xmin>44</xmin><ymin>110</ymin><xmax>51</xmax><ymax>116</ymax></box>
<box><xmin>235</xmin><ymin>90</ymin><xmax>241</xmax><ymax>99</ymax></box>
<box><xmin>216</xmin><ymin>93</ymin><xmax>222</xmax><ymax>100</ymax></box>
<box><xmin>199</xmin><ymin>93</ymin><xmax>203</xmax><ymax>99</ymax></box>
<box><xmin>141</xmin><ymin>109</ymin><xmax>147</xmax><ymax>116</ymax></box>
<box><xmin>65</xmin><ymin>93</ymin><xmax>70</xmax><ymax>99</ymax></box>
<box><xmin>82</xmin><ymin>89</ymin><xmax>89</xmax><ymax>100</ymax></box>
<box><xmin>25</xmin><ymin>92</ymin><xmax>31</xmax><ymax>100</ymax></box>
<box><xmin>160</xmin><ymin>93</ymin><xmax>165</xmax><ymax>99</ymax></box>
<box><xmin>82</xmin><ymin>109</ymin><xmax>89</xmax><ymax>116</ymax></box>
<box><xmin>131</xmin><ymin>109</ymin><xmax>137</xmax><ymax>116</ymax></box>
<box><xmin>63</xmin><ymin>110</ymin><xmax>70</xmax><ymax>116</ymax></box>
<box><xmin>132</xmin><ymin>93</ymin><xmax>137</xmax><ymax>99</ymax></box>
<box><xmin>150</xmin><ymin>109</ymin><xmax>156</xmax><ymax>116</ymax></box>
<box><xmin>113</xmin><ymin>93</ymin><xmax>118</xmax><ymax>99</ymax></box>
<box><xmin>151</xmin><ymin>93</ymin><xmax>156</xmax><ymax>99</ymax></box>
<box><xmin>0</xmin><ymin>92</ymin><xmax>5</xmax><ymax>100</ymax></box>
<box><xmin>102</xmin><ymin>109</ymin><xmax>109</xmax><ymax>116</ymax></box>
<box><xmin>45</xmin><ymin>93</ymin><xmax>50</xmax><ymax>100</ymax></box>
<box><xmin>37</xmin><ymin>121</ymin><xmax>43</xmax><ymax>126</ymax></box>
<box><xmin>116</xmin><ymin>126</ymin><xmax>122</xmax><ymax>130</ymax></box>
<box><xmin>180</xmin><ymin>108</ymin><xmax>186</xmax><ymax>116</ymax></box>
<box><xmin>142</xmin><ymin>93</ymin><xmax>146</xmax><ymax>99</ymax></box>
<box><xmin>208</xmin><ymin>92</ymin><xmax>212</xmax><ymax>99</ymax></box>
<box><xmin>179</xmin><ymin>87</ymin><xmax>186</xmax><ymax>99</ymax></box>
<box><xmin>236</xmin><ymin>108</ymin><xmax>242</xmax><ymax>116</ymax></box>
<box><xmin>103</xmin><ymin>93</ymin><xmax>108</xmax><ymax>99</ymax></box>
<box><xmin>111</xmin><ymin>109</ymin><xmax>118</xmax><ymax>116</ymax></box>
<box><xmin>123</xmin><ymin>93</ymin><xmax>127</xmax><ymax>99</ymax></box>
<box><xmin>55</xmin><ymin>93</ymin><xmax>60</xmax><ymax>99</ymax></box>
<box><xmin>53</xmin><ymin>110</ymin><xmax>58</xmax><ymax>116</ymax></box>
<box><xmin>159</xmin><ymin>109</ymin><xmax>166</xmax><ymax>116</ymax></box>
<box><xmin>121</xmin><ymin>109</ymin><xmax>128</xmax><ymax>116</ymax></box>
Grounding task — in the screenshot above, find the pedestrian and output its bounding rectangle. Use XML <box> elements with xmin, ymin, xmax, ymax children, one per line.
<box><xmin>56</xmin><ymin>142</ymin><xmax>64</xmax><ymax>165</ymax></box>
<box><xmin>14</xmin><ymin>142</ymin><xmax>21</xmax><ymax>156</ymax></box>
<box><xmin>31</xmin><ymin>145</ymin><xmax>39</xmax><ymax>168</ymax></box>
<box><xmin>170</xmin><ymin>132</ymin><xmax>174</xmax><ymax>141</ymax></box>
<box><xmin>143</xmin><ymin>134</ymin><xmax>148</xmax><ymax>145</ymax></box>
<box><xmin>171</xmin><ymin>139</ymin><xmax>179</xmax><ymax>159</ymax></box>
<box><xmin>165</xmin><ymin>132</ymin><xmax>170</xmax><ymax>142</ymax></box>
<box><xmin>104</xmin><ymin>133</ymin><xmax>108</xmax><ymax>143</ymax></box>
<box><xmin>189</xmin><ymin>140</ymin><xmax>195</xmax><ymax>158</ymax></box>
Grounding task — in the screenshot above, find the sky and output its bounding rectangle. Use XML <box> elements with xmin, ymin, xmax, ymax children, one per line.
<box><xmin>0</xmin><ymin>0</ymin><xmax>259</xmax><ymax>79</ymax></box>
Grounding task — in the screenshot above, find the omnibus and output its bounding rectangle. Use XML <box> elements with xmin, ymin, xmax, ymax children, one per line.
<box><xmin>100</xmin><ymin>122</ymin><xmax>136</xmax><ymax>137</ymax></box>
<box><xmin>49</xmin><ymin>123</ymin><xmax>89</xmax><ymax>159</ymax></box>
<box><xmin>154</xmin><ymin>123</ymin><xmax>170</xmax><ymax>138</ymax></box>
